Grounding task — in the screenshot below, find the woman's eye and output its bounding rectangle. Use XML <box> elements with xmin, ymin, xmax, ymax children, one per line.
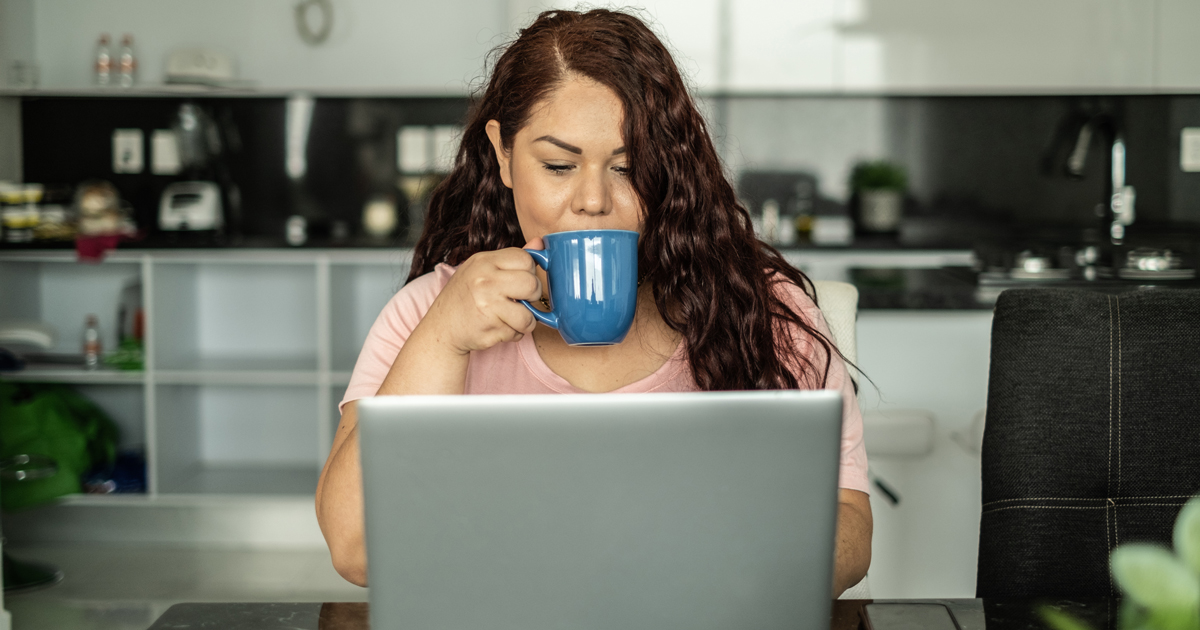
<box><xmin>613</xmin><ymin>165</ymin><xmax>630</xmax><ymax>176</ymax></box>
<box><xmin>543</xmin><ymin>163</ymin><xmax>573</xmax><ymax>174</ymax></box>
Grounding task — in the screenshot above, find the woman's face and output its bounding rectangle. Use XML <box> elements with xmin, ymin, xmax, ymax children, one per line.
<box><xmin>485</xmin><ymin>76</ymin><xmax>642</xmax><ymax>242</ymax></box>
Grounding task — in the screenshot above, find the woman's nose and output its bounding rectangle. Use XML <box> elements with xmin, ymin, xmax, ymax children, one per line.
<box><xmin>572</xmin><ymin>167</ymin><xmax>610</xmax><ymax>216</ymax></box>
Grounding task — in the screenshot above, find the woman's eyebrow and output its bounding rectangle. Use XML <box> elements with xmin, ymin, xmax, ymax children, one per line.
<box><xmin>534</xmin><ymin>135</ymin><xmax>625</xmax><ymax>156</ymax></box>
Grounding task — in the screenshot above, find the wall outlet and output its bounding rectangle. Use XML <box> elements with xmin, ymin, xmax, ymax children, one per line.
<box><xmin>1182</xmin><ymin>128</ymin><xmax>1200</xmax><ymax>173</ymax></box>
<box><xmin>112</xmin><ymin>128</ymin><xmax>144</xmax><ymax>173</ymax></box>
<box><xmin>151</xmin><ymin>129</ymin><xmax>182</xmax><ymax>175</ymax></box>
<box><xmin>398</xmin><ymin>126</ymin><xmax>431</xmax><ymax>174</ymax></box>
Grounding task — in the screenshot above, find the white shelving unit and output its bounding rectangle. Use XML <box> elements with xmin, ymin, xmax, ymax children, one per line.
<box><xmin>0</xmin><ymin>245</ymin><xmax>976</xmax><ymax>551</ymax></box>
<box><xmin>0</xmin><ymin>249</ymin><xmax>410</xmax><ymax>503</ymax></box>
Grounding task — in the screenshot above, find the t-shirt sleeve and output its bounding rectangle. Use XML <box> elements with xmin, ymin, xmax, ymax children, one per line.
<box><xmin>339</xmin><ymin>264</ymin><xmax>455</xmax><ymax>412</ymax></box>
<box><xmin>777</xmin><ymin>282</ymin><xmax>871</xmax><ymax>494</ymax></box>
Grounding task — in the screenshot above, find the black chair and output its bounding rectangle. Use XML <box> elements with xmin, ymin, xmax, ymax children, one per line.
<box><xmin>976</xmin><ymin>288</ymin><xmax>1200</xmax><ymax>599</ymax></box>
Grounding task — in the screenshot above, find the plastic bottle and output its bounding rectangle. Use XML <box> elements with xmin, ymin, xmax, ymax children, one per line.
<box><xmin>83</xmin><ymin>314</ymin><xmax>102</xmax><ymax>369</ymax></box>
<box><xmin>118</xmin><ymin>34</ymin><xmax>136</xmax><ymax>88</ymax></box>
<box><xmin>95</xmin><ymin>34</ymin><xmax>112</xmax><ymax>86</ymax></box>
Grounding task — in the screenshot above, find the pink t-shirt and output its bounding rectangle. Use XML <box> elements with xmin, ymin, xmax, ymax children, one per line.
<box><xmin>341</xmin><ymin>263</ymin><xmax>869</xmax><ymax>493</ymax></box>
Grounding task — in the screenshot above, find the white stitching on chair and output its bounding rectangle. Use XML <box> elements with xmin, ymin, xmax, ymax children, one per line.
<box><xmin>1104</xmin><ymin>504</ymin><xmax>1111</xmax><ymax>597</ymax></box>
<box><xmin>1107</xmin><ymin>295</ymin><xmax>1115</xmax><ymax>597</ymax></box>
<box><xmin>1110</xmin><ymin>498</ymin><xmax>1119</xmax><ymax>547</ymax></box>
<box><xmin>1107</xmin><ymin>296</ymin><xmax>1114</xmax><ymax>500</ymax></box>
<box><xmin>1108</xmin><ymin>297</ymin><xmax>1118</xmax><ymax>499</ymax></box>
<box><xmin>982</xmin><ymin>494</ymin><xmax>1200</xmax><ymax>507</ymax></box>
<box><xmin>1113</xmin><ymin>298</ymin><xmax>1122</xmax><ymax>600</ymax></box>
<box><xmin>982</xmin><ymin>501</ymin><xmax>1189</xmax><ymax>515</ymax></box>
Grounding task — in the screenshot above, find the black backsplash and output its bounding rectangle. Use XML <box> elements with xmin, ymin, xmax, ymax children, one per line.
<box><xmin>21</xmin><ymin>96</ymin><xmax>469</xmax><ymax>246</ymax></box>
<box><xmin>18</xmin><ymin>93</ymin><xmax>1200</xmax><ymax>248</ymax></box>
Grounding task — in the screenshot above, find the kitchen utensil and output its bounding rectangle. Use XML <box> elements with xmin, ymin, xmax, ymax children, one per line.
<box><xmin>159</xmin><ymin>181</ymin><xmax>223</xmax><ymax>231</ymax></box>
<box><xmin>166</xmin><ymin>49</ymin><xmax>236</xmax><ymax>86</ymax></box>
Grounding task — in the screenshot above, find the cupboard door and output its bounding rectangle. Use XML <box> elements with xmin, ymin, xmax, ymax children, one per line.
<box><xmin>642</xmin><ymin>0</ymin><xmax>722</xmax><ymax>91</ymax></box>
<box><xmin>730</xmin><ymin>0</ymin><xmax>839</xmax><ymax>91</ymax></box>
<box><xmin>507</xmin><ymin>0</ymin><xmax>721</xmax><ymax>91</ymax></box>
<box><xmin>835</xmin><ymin>0</ymin><xmax>1156</xmax><ymax>91</ymax></box>
<box><xmin>1156</xmin><ymin>0</ymin><xmax>1200</xmax><ymax>90</ymax></box>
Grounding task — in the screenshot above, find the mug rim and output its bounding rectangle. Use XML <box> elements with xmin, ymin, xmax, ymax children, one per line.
<box><xmin>542</xmin><ymin>228</ymin><xmax>639</xmax><ymax>242</ymax></box>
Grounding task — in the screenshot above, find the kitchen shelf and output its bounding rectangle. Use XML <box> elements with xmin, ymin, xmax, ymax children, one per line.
<box><xmin>1</xmin><ymin>86</ymin><xmax>472</xmax><ymax>99</ymax></box>
<box><xmin>0</xmin><ymin>367</ymin><xmax>145</xmax><ymax>384</ymax></box>
<box><xmin>157</xmin><ymin>464</ymin><xmax>322</xmax><ymax>496</ymax></box>
<box><xmin>155</xmin><ymin>370</ymin><xmax>322</xmax><ymax>387</ymax></box>
<box><xmin>1</xmin><ymin>245</ymin><xmax>984</xmax><ymax>507</ymax></box>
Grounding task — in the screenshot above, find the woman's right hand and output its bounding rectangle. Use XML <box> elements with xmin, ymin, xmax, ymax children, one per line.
<box><xmin>417</xmin><ymin>241</ymin><xmax>544</xmax><ymax>355</ymax></box>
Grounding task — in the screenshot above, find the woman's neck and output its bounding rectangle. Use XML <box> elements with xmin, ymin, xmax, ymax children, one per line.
<box><xmin>531</xmin><ymin>284</ymin><xmax>683</xmax><ymax>391</ymax></box>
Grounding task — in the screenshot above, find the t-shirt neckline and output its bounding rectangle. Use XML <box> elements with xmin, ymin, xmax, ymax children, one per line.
<box><xmin>516</xmin><ymin>329</ymin><xmax>687</xmax><ymax>394</ymax></box>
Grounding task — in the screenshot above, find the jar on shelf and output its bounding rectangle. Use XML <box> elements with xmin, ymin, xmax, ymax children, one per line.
<box><xmin>1</xmin><ymin>183</ymin><xmax>38</xmax><ymax>243</ymax></box>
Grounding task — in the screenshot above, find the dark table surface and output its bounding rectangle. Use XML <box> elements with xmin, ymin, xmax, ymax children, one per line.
<box><xmin>146</xmin><ymin>598</ymin><xmax>1119</xmax><ymax>629</ymax></box>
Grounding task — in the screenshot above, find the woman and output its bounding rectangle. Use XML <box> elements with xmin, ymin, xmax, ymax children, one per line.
<box><xmin>316</xmin><ymin>8</ymin><xmax>871</xmax><ymax>596</ymax></box>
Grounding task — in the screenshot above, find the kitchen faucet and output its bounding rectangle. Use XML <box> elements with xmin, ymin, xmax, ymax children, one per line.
<box><xmin>1064</xmin><ymin>113</ymin><xmax>1136</xmax><ymax>244</ymax></box>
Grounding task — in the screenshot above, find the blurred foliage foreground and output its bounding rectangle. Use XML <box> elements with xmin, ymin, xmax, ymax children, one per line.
<box><xmin>1042</xmin><ymin>496</ymin><xmax>1200</xmax><ymax>630</ymax></box>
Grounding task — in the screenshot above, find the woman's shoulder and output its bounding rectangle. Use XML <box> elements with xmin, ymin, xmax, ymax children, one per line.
<box><xmin>769</xmin><ymin>275</ymin><xmax>821</xmax><ymax>317</ymax></box>
<box><xmin>380</xmin><ymin>262</ymin><xmax>458</xmax><ymax>325</ymax></box>
<box><xmin>404</xmin><ymin>262</ymin><xmax>457</xmax><ymax>299</ymax></box>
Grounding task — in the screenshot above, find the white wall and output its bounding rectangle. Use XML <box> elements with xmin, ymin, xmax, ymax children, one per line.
<box><xmin>18</xmin><ymin>0</ymin><xmax>1188</xmax><ymax>94</ymax></box>
<box><xmin>0</xmin><ymin>0</ymin><xmax>33</xmax><ymax>180</ymax></box>
<box><xmin>0</xmin><ymin>0</ymin><xmax>35</xmax><ymax>75</ymax></box>
<box><xmin>25</xmin><ymin>0</ymin><xmax>721</xmax><ymax>92</ymax></box>
<box><xmin>506</xmin><ymin>0</ymin><xmax>721</xmax><ymax>90</ymax></box>
<box><xmin>31</xmin><ymin>0</ymin><xmax>507</xmax><ymax>92</ymax></box>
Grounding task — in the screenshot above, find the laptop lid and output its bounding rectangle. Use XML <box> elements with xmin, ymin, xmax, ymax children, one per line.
<box><xmin>359</xmin><ymin>390</ymin><xmax>843</xmax><ymax>630</ymax></box>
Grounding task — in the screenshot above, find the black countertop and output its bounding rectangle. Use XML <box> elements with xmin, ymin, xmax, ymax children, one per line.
<box><xmin>852</xmin><ymin>267</ymin><xmax>990</xmax><ymax>310</ymax></box>
<box><xmin>145</xmin><ymin>598</ymin><xmax>1124</xmax><ymax>629</ymax></box>
<box><xmin>852</xmin><ymin>266</ymin><xmax>1200</xmax><ymax>310</ymax></box>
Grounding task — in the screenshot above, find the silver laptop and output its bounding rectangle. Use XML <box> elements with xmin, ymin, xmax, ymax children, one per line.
<box><xmin>358</xmin><ymin>390</ymin><xmax>843</xmax><ymax>630</ymax></box>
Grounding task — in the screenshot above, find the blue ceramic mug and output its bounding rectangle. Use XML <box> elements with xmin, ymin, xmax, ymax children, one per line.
<box><xmin>520</xmin><ymin>229</ymin><xmax>639</xmax><ymax>346</ymax></box>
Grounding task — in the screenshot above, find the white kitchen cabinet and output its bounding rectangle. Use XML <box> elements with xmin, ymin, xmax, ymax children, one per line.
<box><xmin>729</xmin><ymin>0</ymin><xmax>840</xmax><ymax>91</ymax></box>
<box><xmin>643</xmin><ymin>0</ymin><xmax>723</xmax><ymax>91</ymax></box>
<box><xmin>1155</xmin><ymin>0</ymin><xmax>1200</xmax><ymax>91</ymax></box>
<box><xmin>835</xmin><ymin>0</ymin><xmax>1157</xmax><ymax>92</ymax></box>
<box><xmin>856</xmin><ymin>310</ymin><xmax>994</xmax><ymax>598</ymax></box>
<box><xmin>0</xmin><ymin>249</ymin><xmax>410</xmax><ymax>507</ymax></box>
<box><xmin>506</xmin><ymin>0</ymin><xmax>722</xmax><ymax>91</ymax></box>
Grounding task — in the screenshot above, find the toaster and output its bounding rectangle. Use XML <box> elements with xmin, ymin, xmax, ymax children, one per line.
<box><xmin>159</xmin><ymin>181</ymin><xmax>223</xmax><ymax>231</ymax></box>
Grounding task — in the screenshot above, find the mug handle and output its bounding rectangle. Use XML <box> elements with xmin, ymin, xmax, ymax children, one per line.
<box><xmin>520</xmin><ymin>248</ymin><xmax>558</xmax><ymax>330</ymax></box>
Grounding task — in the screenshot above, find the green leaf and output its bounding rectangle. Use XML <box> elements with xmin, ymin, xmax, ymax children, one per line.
<box><xmin>1038</xmin><ymin>606</ymin><xmax>1095</xmax><ymax>630</ymax></box>
<box><xmin>1144</xmin><ymin>606</ymin><xmax>1200</xmax><ymax>630</ymax></box>
<box><xmin>1174</xmin><ymin>496</ymin><xmax>1200</xmax><ymax>576</ymax></box>
<box><xmin>1111</xmin><ymin>544</ymin><xmax>1200</xmax><ymax>611</ymax></box>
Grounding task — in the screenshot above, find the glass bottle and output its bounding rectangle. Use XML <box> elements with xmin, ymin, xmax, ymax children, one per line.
<box><xmin>118</xmin><ymin>34</ymin><xmax>136</xmax><ymax>88</ymax></box>
<box><xmin>83</xmin><ymin>314</ymin><xmax>102</xmax><ymax>369</ymax></box>
<box><xmin>95</xmin><ymin>34</ymin><xmax>112</xmax><ymax>86</ymax></box>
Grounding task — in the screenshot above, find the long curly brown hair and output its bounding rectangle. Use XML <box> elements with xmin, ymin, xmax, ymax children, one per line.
<box><xmin>410</xmin><ymin>8</ymin><xmax>838</xmax><ymax>391</ymax></box>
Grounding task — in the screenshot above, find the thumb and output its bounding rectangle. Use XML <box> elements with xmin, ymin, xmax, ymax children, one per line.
<box><xmin>522</xmin><ymin>236</ymin><xmax>545</xmax><ymax>250</ymax></box>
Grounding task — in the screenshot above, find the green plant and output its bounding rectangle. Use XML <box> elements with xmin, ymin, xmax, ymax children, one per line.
<box><xmin>1041</xmin><ymin>496</ymin><xmax>1200</xmax><ymax>630</ymax></box>
<box><xmin>849</xmin><ymin>160</ymin><xmax>907</xmax><ymax>192</ymax></box>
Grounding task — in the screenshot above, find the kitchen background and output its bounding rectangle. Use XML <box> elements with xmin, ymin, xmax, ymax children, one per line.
<box><xmin>3</xmin><ymin>0</ymin><xmax>1200</xmax><ymax>625</ymax></box>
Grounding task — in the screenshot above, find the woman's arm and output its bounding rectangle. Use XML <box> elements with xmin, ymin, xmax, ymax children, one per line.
<box><xmin>315</xmin><ymin>245</ymin><xmax>543</xmax><ymax>586</ymax></box>
<box><xmin>833</xmin><ymin>488</ymin><xmax>873</xmax><ymax>597</ymax></box>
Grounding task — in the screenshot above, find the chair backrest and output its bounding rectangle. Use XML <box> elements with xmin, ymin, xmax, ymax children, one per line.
<box><xmin>977</xmin><ymin>288</ymin><xmax>1200</xmax><ymax>598</ymax></box>
<box><xmin>812</xmin><ymin>281</ymin><xmax>858</xmax><ymax>365</ymax></box>
<box><xmin>806</xmin><ymin>280</ymin><xmax>873</xmax><ymax>600</ymax></box>
<box><xmin>812</xmin><ymin>280</ymin><xmax>871</xmax><ymax>600</ymax></box>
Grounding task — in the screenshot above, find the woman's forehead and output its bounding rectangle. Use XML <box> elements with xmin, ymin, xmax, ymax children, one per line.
<box><xmin>518</xmin><ymin>76</ymin><xmax>625</xmax><ymax>149</ymax></box>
